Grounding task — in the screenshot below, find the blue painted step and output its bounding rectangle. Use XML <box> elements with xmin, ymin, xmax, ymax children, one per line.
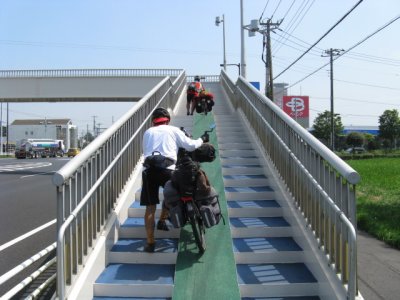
<box><xmin>225</xmin><ymin>186</ymin><xmax>274</xmax><ymax>193</ymax></box>
<box><xmin>227</xmin><ymin>200</ymin><xmax>280</xmax><ymax>208</ymax></box>
<box><xmin>222</xmin><ymin>164</ymin><xmax>261</xmax><ymax>168</ymax></box>
<box><xmin>233</xmin><ymin>237</ymin><xmax>302</xmax><ymax>253</ymax></box>
<box><xmin>230</xmin><ymin>217</ymin><xmax>290</xmax><ymax>228</ymax></box>
<box><xmin>96</xmin><ymin>263</ymin><xmax>174</xmax><ymax>285</ymax></box>
<box><xmin>237</xmin><ymin>263</ymin><xmax>317</xmax><ymax>284</ymax></box>
<box><xmin>224</xmin><ymin>174</ymin><xmax>267</xmax><ymax>179</ymax></box>
<box><xmin>111</xmin><ymin>238</ymin><xmax>178</xmax><ymax>253</ymax></box>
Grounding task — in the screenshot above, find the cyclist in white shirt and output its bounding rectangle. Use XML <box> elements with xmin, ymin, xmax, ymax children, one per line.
<box><xmin>141</xmin><ymin>107</ymin><xmax>208</xmax><ymax>252</ymax></box>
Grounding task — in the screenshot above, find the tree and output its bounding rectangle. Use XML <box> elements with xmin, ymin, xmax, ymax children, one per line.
<box><xmin>312</xmin><ymin>110</ymin><xmax>344</xmax><ymax>147</ymax></box>
<box><xmin>378</xmin><ymin>109</ymin><xmax>400</xmax><ymax>149</ymax></box>
<box><xmin>346</xmin><ymin>132</ymin><xmax>364</xmax><ymax>148</ymax></box>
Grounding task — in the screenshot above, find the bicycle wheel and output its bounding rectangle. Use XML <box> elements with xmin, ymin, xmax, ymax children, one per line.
<box><xmin>189</xmin><ymin>214</ymin><xmax>206</xmax><ymax>253</ymax></box>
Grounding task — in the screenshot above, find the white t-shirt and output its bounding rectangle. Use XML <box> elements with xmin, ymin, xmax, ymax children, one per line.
<box><xmin>143</xmin><ymin>124</ymin><xmax>203</xmax><ymax>169</ymax></box>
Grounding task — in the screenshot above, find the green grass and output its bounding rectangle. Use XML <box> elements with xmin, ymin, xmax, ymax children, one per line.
<box><xmin>347</xmin><ymin>158</ymin><xmax>400</xmax><ymax>248</ymax></box>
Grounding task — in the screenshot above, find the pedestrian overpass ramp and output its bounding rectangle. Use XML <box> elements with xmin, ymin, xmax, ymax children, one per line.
<box><xmin>0</xmin><ymin>69</ymin><xmax>182</xmax><ymax>102</ymax></box>
<box><xmin>52</xmin><ymin>71</ymin><xmax>361</xmax><ymax>299</ymax></box>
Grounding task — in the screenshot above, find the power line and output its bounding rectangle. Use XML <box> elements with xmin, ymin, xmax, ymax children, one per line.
<box><xmin>285</xmin><ymin>14</ymin><xmax>400</xmax><ymax>90</ymax></box>
<box><xmin>270</xmin><ymin>0</ymin><xmax>283</xmax><ymax>20</ymax></box>
<box><xmin>274</xmin><ymin>0</ymin><xmax>364</xmax><ymax>80</ymax></box>
<box><xmin>334</xmin><ymin>79</ymin><xmax>400</xmax><ymax>91</ymax></box>
<box><xmin>312</xmin><ymin>96</ymin><xmax>400</xmax><ymax>106</ymax></box>
<box><xmin>259</xmin><ymin>0</ymin><xmax>271</xmax><ymax>21</ymax></box>
<box><xmin>272</xmin><ymin>0</ymin><xmax>313</xmax><ymax>54</ymax></box>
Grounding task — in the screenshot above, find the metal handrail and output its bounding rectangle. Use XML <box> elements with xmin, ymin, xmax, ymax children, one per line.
<box><xmin>0</xmin><ymin>243</ymin><xmax>56</xmax><ymax>299</ymax></box>
<box><xmin>0</xmin><ymin>68</ymin><xmax>183</xmax><ymax>78</ymax></box>
<box><xmin>54</xmin><ymin>71</ymin><xmax>186</xmax><ymax>299</ymax></box>
<box><xmin>221</xmin><ymin>69</ymin><xmax>358</xmax><ymax>299</ymax></box>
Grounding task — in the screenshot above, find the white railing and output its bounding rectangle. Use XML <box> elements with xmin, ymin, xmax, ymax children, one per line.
<box><xmin>220</xmin><ymin>70</ymin><xmax>359</xmax><ymax>299</ymax></box>
<box><xmin>53</xmin><ymin>71</ymin><xmax>186</xmax><ymax>299</ymax></box>
<box><xmin>0</xmin><ymin>68</ymin><xmax>183</xmax><ymax>78</ymax></box>
<box><xmin>0</xmin><ymin>243</ymin><xmax>56</xmax><ymax>299</ymax></box>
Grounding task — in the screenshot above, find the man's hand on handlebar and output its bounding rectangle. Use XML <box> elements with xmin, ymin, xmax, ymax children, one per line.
<box><xmin>201</xmin><ymin>133</ymin><xmax>209</xmax><ymax>143</ymax></box>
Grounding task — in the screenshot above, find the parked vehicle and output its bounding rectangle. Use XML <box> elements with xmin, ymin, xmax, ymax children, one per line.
<box><xmin>67</xmin><ymin>148</ymin><xmax>80</xmax><ymax>157</ymax></box>
<box><xmin>15</xmin><ymin>139</ymin><xmax>65</xmax><ymax>159</ymax></box>
<box><xmin>345</xmin><ymin>147</ymin><xmax>366</xmax><ymax>154</ymax></box>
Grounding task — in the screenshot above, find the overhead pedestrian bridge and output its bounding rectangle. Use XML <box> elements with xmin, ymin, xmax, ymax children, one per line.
<box><xmin>0</xmin><ymin>69</ymin><xmax>362</xmax><ymax>300</ymax></box>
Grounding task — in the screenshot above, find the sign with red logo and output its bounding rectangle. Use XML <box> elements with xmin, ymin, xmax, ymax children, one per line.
<box><xmin>283</xmin><ymin>96</ymin><xmax>309</xmax><ymax>118</ymax></box>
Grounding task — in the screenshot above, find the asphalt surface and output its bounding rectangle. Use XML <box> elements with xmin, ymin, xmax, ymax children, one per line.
<box><xmin>0</xmin><ymin>157</ymin><xmax>70</xmax><ymax>296</ymax></box>
<box><xmin>358</xmin><ymin>230</ymin><xmax>400</xmax><ymax>300</ymax></box>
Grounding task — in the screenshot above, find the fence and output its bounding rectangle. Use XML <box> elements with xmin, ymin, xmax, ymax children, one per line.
<box><xmin>220</xmin><ymin>70</ymin><xmax>359</xmax><ymax>299</ymax></box>
<box><xmin>53</xmin><ymin>71</ymin><xmax>186</xmax><ymax>299</ymax></box>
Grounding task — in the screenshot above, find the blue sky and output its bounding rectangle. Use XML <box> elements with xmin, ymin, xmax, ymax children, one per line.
<box><xmin>1</xmin><ymin>0</ymin><xmax>399</xmax><ymax>133</ymax></box>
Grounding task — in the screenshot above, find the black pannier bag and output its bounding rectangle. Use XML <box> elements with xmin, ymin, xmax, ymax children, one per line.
<box><xmin>163</xmin><ymin>180</ymin><xmax>185</xmax><ymax>228</ymax></box>
<box><xmin>196</xmin><ymin>187</ymin><xmax>223</xmax><ymax>228</ymax></box>
<box><xmin>191</xmin><ymin>143</ymin><xmax>216</xmax><ymax>163</ymax></box>
<box><xmin>171</xmin><ymin>156</ymin><xmax>199</xmax><ymax>197</ymax></box>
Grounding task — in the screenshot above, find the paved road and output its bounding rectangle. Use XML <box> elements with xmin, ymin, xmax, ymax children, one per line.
<box><xmin>358</xmin><ymin>230</ymin><xmax>400</xmax><ymax>300</ymax></box>
<box><xmin>0</xmin><ymin>157</ymin><xmax>70</xmax><ymax>295</ymax></box>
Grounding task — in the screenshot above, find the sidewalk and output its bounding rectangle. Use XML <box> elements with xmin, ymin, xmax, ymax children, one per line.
<box><xmin>358</xmin><ymin>230</ymin><xmax>400</xmax><ymax>300</ymax></box>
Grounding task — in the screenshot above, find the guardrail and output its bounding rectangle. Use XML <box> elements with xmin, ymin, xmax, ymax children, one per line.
<box><xmin>0</xmin><ymin>243</ymin><xmax>56</xmax><ymax>299</ymax></box>
<box><xmin>0</xmin><ymin>68</ymin><xmax>184</xmax><ymax>78</ymax></box>
<box><xmin>53</xmin><ymin>71</ymin><xmax>186</xmax><ymax>299</ymax></box>
<box><xmin>221</xmin><ymin>70</ymin><xmax>359</xmax><ymax>299</ymax></box>
<box><xmin>187</xmin><ymin>75</ymin><xmax>220</xmax><ymax>83</ymax></box>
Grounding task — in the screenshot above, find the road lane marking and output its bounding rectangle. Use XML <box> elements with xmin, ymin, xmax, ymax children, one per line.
<box><xmin>20</xmin><ymin>171</ymin><xmax>55</xmax><ymax>179</ymax></box>
<box><xmin>0</xmin><ymin>219</ymin><xmax>56</xmax><ymax>253</ymax></box>
<box><xmin>0</xmin><ymin>162</ymin><xmax>52</xmax><ymax>173</ymax></box>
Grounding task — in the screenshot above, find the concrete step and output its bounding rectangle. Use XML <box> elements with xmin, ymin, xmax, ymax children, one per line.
<box><xmin>93</xmin><ymin>263</ymin><xmax>174</xmax><ymax>298</ymax></box>
<box><xmin>119</xmin><ymin>218</ymin><xmax>180</xmax><ymax>239</ymax></box>
<box><xmin>220</xmin><ymin>157</ymin><xmax>261</xmax><ymax>165</ymax></box>
<box><xmin>237</xmin><ymin>263</ymin><xmax>318</xmax><ymax>298</ymax></box>
<box><xmin>225</xmin><ymin>191</ymin><xmax>276</xmax><ymax>201</ymax></box>
<box><xmin>222</xmin><ymin>167</ymin><xmax>266</xmax><ymax>176</ymax></box>
<box><xmin>219</xmin><ymin>149</ymin><xmax>259</xmax><ymax>157</ymax></box>
<box><xmin>109</xmin><ymin>238</ymin><xmax>178</xmax><ymax>264</ymax></box>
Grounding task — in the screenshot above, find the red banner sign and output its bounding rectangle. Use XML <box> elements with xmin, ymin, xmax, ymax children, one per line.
<box><xmin>283</xmin><ymin>96</ymin><xmax>309</xmax><ymax>118</ymax></box>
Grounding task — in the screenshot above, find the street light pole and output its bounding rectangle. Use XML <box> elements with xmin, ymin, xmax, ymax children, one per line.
<box><xmin>240</xmin><ymin>0</ymin><xmax>246</xmax><ymax>78</ymax></box>
<box><xmin>215</xmin><ymin>14</ymin><xmax>227</xmax><ymax>71</ymax></box>
<box><xmin>220</xmin><ymin>63</ymin><xmax>241</xmax><ymax>76</ymax></box>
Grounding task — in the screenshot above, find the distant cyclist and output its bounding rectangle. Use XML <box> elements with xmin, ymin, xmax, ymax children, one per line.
<box><xmin>191</xmin><ymin>89</ymin><xmax>215</xmax><ymax>115</ymax></box>
<box><xmin>186</xmin><ymin>75</ymin><xmax>204</xmax><ymax>115</ymax></box>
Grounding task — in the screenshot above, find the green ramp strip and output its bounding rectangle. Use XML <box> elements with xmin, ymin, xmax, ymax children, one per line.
<box><xmin>172</xmin><ymin>113</ymin><xmax>241</xmax><ymax>300</ymax></box>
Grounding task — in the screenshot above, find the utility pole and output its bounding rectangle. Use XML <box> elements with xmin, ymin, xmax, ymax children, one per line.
<box><xmin>260</xmin><ymin>19</ymin><xmax>281</xmax><ymax>101</ymax></box>
<box><xmin>6</xmin><ymin>102</ymin><xmax>9</xmax><ymax>154</ymax></box>
<box><xmin>322</xmin><ymin>48</ymin><xmax>344</xmax><ymax>151</ymax></box>
<box><xmin>92</xmin><ymin>115</ymin><xmax>97</xmax><ymax>137</ymax></box>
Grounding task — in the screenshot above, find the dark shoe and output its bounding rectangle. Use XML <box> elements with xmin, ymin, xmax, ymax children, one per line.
<box><xmin>187</xmin><ymin>111</ymin><xmax>190</xmax><ymax>115</ymax></box>
<box><xmin>144</xmin><ymin>243</ymin><xmax>155</xmax><ymax>253</ymax></box>
<box><xmin>157</xmin><ymin>220</ymin><xmax>169</xmax><ymax>231</ymax></box>
<box><xmin>190</xmin><ymin>112</ymin><xmax>193</xmax><ymax>115</ymax></box>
